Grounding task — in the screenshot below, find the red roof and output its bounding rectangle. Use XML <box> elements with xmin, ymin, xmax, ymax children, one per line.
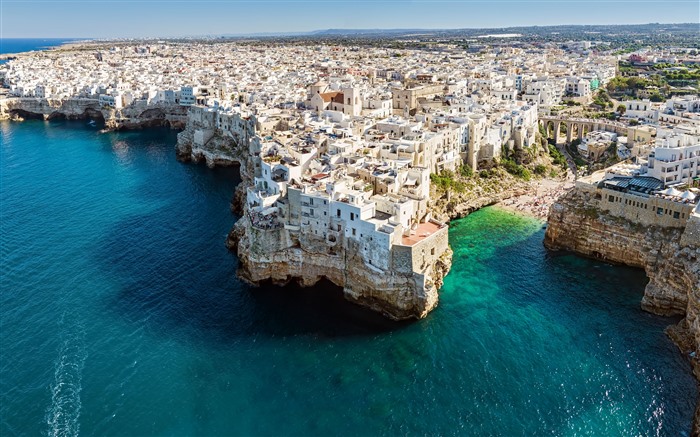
<box><xmin>311</xmin><ymin>173</ymin><xmax>329</xmax><ymax>181</ymax></box>
<box><xmin>319</xmin><ymin>92</ymin><xmax>344</xmax><ymax>103</ymax></box>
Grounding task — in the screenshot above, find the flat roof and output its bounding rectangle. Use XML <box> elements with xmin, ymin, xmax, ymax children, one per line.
<box><xmin>401</xmin><ymin>221</ymin><xmax>442</xmax><ymax>247</ymax></box>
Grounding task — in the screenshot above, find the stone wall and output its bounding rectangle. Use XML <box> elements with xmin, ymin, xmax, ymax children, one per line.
<box><xmin>599</xmin><ymin>188</ymin><xmax>695</xmax><ymax>228</ymax></box>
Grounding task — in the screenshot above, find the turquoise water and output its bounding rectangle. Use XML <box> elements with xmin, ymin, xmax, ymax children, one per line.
<box><xmin>1</xmin><ymin>120</ymin><xmax>696</xmax><ymax>436</ymax></box>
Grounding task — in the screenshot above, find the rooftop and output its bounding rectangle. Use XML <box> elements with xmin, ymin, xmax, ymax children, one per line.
<box><xmin>401</xmin><ymin>221</ymin><xmax>443</xmax><ymax>246</ymax></box>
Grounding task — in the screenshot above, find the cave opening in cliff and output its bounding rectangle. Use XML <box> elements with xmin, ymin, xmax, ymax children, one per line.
<box><xmin>9</xmin><ymin>109</ymin><xmax>44</xmax><ymax>120</ymax></box>
<box><xmin>247</xmin><ymin>278</ymin><xmax>411</xmax><ymax>337</ymax></box>
<box><xmin>84</xmin><ymin>109</ymin><xmax>105</xmax><ymax>123</ymax></box>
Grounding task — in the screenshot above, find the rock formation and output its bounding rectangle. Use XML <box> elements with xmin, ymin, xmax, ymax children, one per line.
<box><xmin>545</xmin><ymin>186</ymin><xmax>700</xmax><ymax>435</ymax></box>
<box><xmin>175</xmin><ymin>109</ymin><xmax>453</xmax><ymax>321</ymax></box>
<box><xmin>0</xmin><ymin>97</ymin><xmax>188</xmax><ymax>130</ymax></box>
<box><xmin>226</xmin><ymin>216</ymin><xmax>452</xmax><ymax>320</ymax></box>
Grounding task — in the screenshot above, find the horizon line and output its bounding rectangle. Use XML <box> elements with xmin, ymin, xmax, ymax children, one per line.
<box><xmin>2</xmin><ymin>21</ymin><xmax>698</xmax><ymax>40</ymax></box>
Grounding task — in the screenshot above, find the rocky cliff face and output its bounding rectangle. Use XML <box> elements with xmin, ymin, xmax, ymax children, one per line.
<box><xmin>176</xmin><ymin>127</ymin><xmax>247</xmax><ymax>168</ymax></box>
<box><xmin>545</xmin><ymin>187</ymin><xmax>700</xmax><ymax>435</ymax></box>
<box><xmin>226</xmin><ymin>215</ymin><xmax>452</xmax><ymax>320</ymax></box>
<box><xmin>175</xmin><ymin>119</ymin><xmax>453</xmax><ymax>320</ymax></box>
<box><xmin>0</xmin><ymin>97</ymin><xmax>188</xmax><ymax>130</ymax></box>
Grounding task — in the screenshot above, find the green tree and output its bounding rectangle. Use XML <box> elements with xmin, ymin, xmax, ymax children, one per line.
<box><xmin>616</xmin><ymin>104</ymin><xmax>627</xmax><ymax>116</ymax></box>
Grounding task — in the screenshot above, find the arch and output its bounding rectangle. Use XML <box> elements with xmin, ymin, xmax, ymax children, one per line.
<box><xmin>581</xmin><ymin>123</ymin><xmax>590</xmax><ymax>138</ymax></box>
<box><xmin>558</xmin><ymin>122</ymin><xmax>567</xmax><ymax>144</ymax></box>
<box><xmin>571</xmin><ymin>123</ymin><xmax>580</xmax><ymax>141</ymax></box>
<box><xmin>545</xmin><ymin>120</ymin><xmax>555</xmax><ymax>140</ymax></box>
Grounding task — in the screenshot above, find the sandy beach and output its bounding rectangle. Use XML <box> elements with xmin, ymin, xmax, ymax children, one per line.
<box><xmin>496</xmin><ymin>178</ymin><xmax>575</xmax><ymax>220</ymax></box>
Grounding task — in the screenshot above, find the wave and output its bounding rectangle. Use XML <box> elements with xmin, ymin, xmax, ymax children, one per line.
<box><xmin>45</xmin><ymin>314</ymin><xmax>87</xmax><ymax>437</ymax></box>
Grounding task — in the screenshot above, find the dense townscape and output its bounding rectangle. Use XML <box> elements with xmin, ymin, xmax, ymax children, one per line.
<box><xmin>0</xmin><ymin>23</ymin><xmax>699</xmax><ymax>435</ymax></box>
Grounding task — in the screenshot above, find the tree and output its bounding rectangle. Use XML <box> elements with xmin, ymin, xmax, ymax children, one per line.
<box><xmin>616</xmin><ymin>104</ymin><xmax>627</xmax><ymax>116</ymax></box>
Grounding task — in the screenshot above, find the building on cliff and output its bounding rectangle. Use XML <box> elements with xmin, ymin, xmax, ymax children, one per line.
<box><xmin>177</xmin><ymin>101</ymin><xmax>454</xmax><ymax>320</ymax></box>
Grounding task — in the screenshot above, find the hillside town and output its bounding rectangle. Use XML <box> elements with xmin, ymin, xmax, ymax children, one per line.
<box><xmin>1</xmin><ymin>40</ymin><xmax>699</xmax><ymax>271</ymax></box>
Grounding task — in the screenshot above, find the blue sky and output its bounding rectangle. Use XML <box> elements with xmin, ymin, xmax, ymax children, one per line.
<box><xmin>1</xmin><ymin>0</ymin><xmax>698</xmax><ymax>38</ymax></box>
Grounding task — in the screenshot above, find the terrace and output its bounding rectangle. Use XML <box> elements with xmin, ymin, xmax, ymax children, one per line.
<box><xmin>401</xmin><ymin>221</ymin><xmax>444</xmax><ymax>246</ymax></box>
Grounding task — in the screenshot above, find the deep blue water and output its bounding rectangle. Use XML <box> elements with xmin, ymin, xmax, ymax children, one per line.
<box><xmin>0</xmin><ymin>38</ymin><xmax>83</xmax><ymax>55</ymax></box>
<box><xmin>0</xmin><ymin>120</ymin><xmax>697</xmax><ymax>436</ymax></box>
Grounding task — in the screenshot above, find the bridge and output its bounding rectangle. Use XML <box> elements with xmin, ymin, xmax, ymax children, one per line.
<box><xmin>539</xmin><ymin>116</ymin><xmax>629</xmax><ymax>144</ymax></box>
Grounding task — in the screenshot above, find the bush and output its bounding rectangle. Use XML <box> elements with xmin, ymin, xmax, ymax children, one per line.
<box><xmin>459</xmin><ymin>165</ymin><xmax>473</xmax><ymax>178</ymax></box>
<box><xmin>430</xmin><ymin>170</ymin><xmax>465</xmax><ymax>193</ymax></box>
<box><xmin>548</xmin><ymin>145</ymin><xmax>567</xmax><ymax>168</ymax></box>
<box><xmin>534</xmin><ymin>164</ymin><xmax>547</xmax><ymax>176</ymax></box>
<box><xmin>500</xmin><ymin>158</ymin><xmax>531</xmax><ymax>181</ymax></box>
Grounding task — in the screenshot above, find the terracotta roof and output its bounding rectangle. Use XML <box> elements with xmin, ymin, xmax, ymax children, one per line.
<box><xmin>319</xmin><ymin>92</ymin><xmax>344</xmax><ymax>103</ymax></box>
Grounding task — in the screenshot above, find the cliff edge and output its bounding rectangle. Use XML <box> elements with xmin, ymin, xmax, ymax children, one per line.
<box><xmin>0</xmin><ymin>97</ymin><xmax>188</xmax><ymax>130</ymax></box>
<box><xmin>226</xmin><ymin>215</ymin><xmax>452</xmax><ymax>320</ymax></box>
<box><xmin>544</xmin><ymin>186</ymin><xmax>700</xmax><ymax>434</ymax></box>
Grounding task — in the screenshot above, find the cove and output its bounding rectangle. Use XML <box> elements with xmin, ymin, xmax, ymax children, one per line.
<box><xmin>0</xmin><ymin>120</ymin><xmax>696</xmax><ymax>436</ymax></box>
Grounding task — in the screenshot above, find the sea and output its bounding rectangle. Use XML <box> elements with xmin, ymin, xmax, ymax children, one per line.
<box><xmin>0</xmin><ymin>38</ymin><xmax>84</xmax><ymax>64</ymax></box>
<box><xmin>0</xmin><ymin>38</ymin><xmax>82</xmax><ymax>55</ymax></box>
<box><xmin>0</xmin><ymin>119</ymin><xmax>697</xmax><ymax>436</ymax></box>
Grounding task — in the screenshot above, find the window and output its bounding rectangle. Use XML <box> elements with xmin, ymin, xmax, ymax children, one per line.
<box><xmin>310</xmin><ymin>198</ymin><xmax>313</xmax><ymax>205</ymax></box>
<box><xmin>657</xmin><ymin>207</ymin><xmax>663</xmax><ymax>215</ymax></box>
<box><xmin>350</xmin><ymin>212</ymin><xmax>355</xmax><ymax>221</ymax></box>
<box><xmin>431</xmin><ymin>248</ymin><xmax>435</xmax><ymax>256</ymax></box>
<box><xmin>673</xmin><ymin>211</ymin><xmax>680</xmax><ymax>219</ymax></box>
<box><xmin>352</xmin><ymin>228</ymin><xmax>356</xmax><ymax>236</ymax></box>
<box><xmin>337</xmin><ymin>209</ymin><xmax>341</xmax><ymax>217</ymax></box>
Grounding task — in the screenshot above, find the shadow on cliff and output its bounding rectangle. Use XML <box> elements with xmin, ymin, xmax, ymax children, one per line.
<box><xmin>93</xmin><ymin>136</ymin><xmax>407</xmax><ymax>345</ymax></box>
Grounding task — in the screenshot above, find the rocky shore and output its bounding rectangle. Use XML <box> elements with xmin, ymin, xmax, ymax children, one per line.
<box><xmin>172</xmin><ymin>113</ymin><xmax>575</xmax><ymax>320</ymax></box>
<box><xmin>545</xmin><ymin>186</ymin><xmax>700</xmax><ymax>435</ymax></box>
<box><xmin>0</xmin><ymin>97</ymin><xmax>188</xmax><ymax>130</ymax></box>
<box><xmin>497</xmin><ymin>179</ymin><xmax>575</xmax><ymax>220</ymax></box>
<box><xmin>226</xmin><ymin>215</ymin><xmax>453</xmax><ymax>320</ymax></box>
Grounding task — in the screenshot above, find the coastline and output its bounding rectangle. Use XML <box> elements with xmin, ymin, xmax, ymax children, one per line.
<box><xmin>494</xmin><ymin>178</ymin><xmax>575</xmax><ymax>220</ymax></box>
<box><xmin>4</xmin><ymin>117</ymin><xmax>698</xmax><ymax>434</ymax></box>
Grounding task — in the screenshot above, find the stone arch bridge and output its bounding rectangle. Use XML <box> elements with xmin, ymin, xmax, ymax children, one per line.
<box><xmin>539</xmin><ymin>116</ymin><xmax>628</xmax><ymax>144</ymax></box>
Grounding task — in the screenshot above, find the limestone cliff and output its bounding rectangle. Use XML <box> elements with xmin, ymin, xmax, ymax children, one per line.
<box><xmin>175</xmin><ymin>114</ymin><xmax>453</xmax><ymax>320</ymax></box>
<box><xmin>545</xmin><ymin>187</ymin><xmax>700</xmax><ymax>435</ymax></box>
<box><xmin>0</xmin><ymin>97</ymin><xmax>188</xmax><ymax>130</ymax></box>
<box><xmin>226</xmin><ymin>214</ymin><xmax>452</xmax><ymax>320</ymax></box>
<box><xmin>176</xmin><ymin>127</ymin><xmax>245</xmax><ymax>168</ymax></box>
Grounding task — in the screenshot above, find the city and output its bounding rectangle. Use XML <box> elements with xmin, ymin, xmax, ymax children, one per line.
<box><xmin>0</xmin><ymin>12</ymin><xmax>698</xmax><ymax>437</ymax></box>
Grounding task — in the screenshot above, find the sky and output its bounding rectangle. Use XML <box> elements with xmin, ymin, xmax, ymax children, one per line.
<box><xmin>1</xmin><ymin>0</ymin><xmax>698</xmax><ymax>38</ymax></box>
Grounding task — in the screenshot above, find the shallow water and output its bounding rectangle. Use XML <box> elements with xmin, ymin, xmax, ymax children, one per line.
<box><xmin>0</xmin><ymin>120</ymin><xmax>696</xmax><ymax>436</ymax></box>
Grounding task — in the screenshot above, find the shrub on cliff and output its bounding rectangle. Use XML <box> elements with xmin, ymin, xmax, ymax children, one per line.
<box><xmin>430</xmin><ymin>171</ymin><xmax>466</xmax><ymax>193</ymax></box>
<box><xmin>500</xmin><ymin>158</ymin><xmax>531</xmax><ymax>181</ymax></box>
<box><xmin>548</xmin><ymin>145</ymin><xmax>567</xmax><ymax>169</ymax></box>
<box><xmin>459</xmin><ymin>165</ymin><xmax>474</xmax><ymax>178</ymax></box>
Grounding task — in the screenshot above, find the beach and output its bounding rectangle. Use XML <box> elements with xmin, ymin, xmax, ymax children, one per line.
<box><xmin>496</xmin><ymin>178</ymin><xmax>575</xmax><ymax>220</ymax></box>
